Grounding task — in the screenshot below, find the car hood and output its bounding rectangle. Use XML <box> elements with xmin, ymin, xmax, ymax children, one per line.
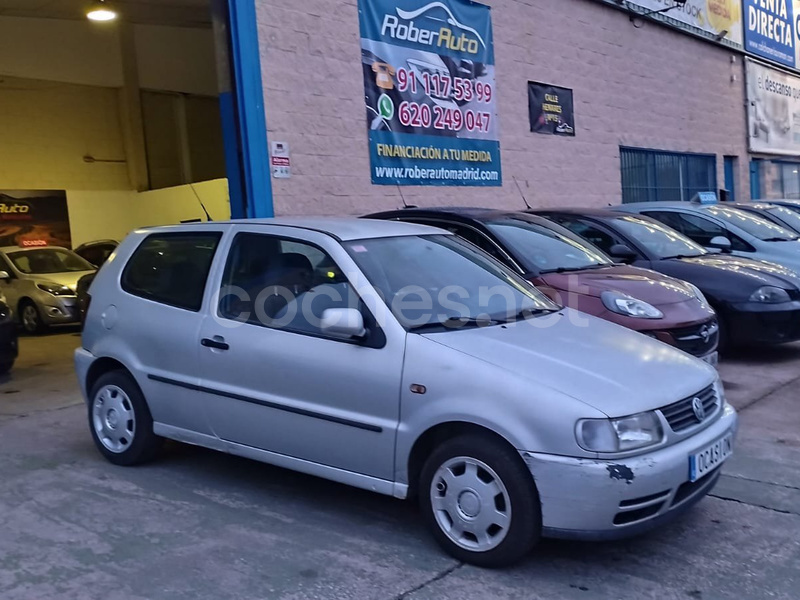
<box><xmin>748</xmin><ymin>242</ymin><xmax>800</xmax><ymax>273</ymax></box>
<box><xmin>422</xmin><ymin>309</ymin><xmax>716</xmax><ymax>418</ymax></box>
<box><xmin>539</xmin><ymin>265</ymin><xmax>696</xmax><ymax>305</ymax></box>
<box><xmin>36</xmin><ymin>271</ymin><xmax>96</xmax><ymax>291</ymax></box>
<box><xmin>676</xmin><ymin>255</ymin><xmax>800</xmax><ymax>288</ymax></box>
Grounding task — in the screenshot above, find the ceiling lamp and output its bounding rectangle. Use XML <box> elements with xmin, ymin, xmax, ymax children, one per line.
<box><xmin>87</xmin><ymin>0</ymin><xmax>118</xmax><ymax>22</ymax></box>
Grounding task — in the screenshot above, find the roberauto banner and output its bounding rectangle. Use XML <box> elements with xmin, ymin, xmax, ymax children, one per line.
<box><xmin>746</xmin><ymin>60</ymin><xmax>800</xmax><ymax>155</ymax></box>
<box><xmin>358</xmin><ymin>0</ymin><xmax>501</xmax><ymax>186</ymax></box>
<box><xmin>744</xmin><ymin>0</ymin><xmax>796</xmax><ymax>68</ymax></box>
<box><xmin>0</xmin><ymin>190</ymin><xmax>71</xmax><ymax>248</ymax></box>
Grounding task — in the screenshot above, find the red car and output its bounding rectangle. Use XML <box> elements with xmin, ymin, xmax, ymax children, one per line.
<box><xmin>367</xmin><ymin>208</ymin><xmax>718</xmax><ymax>364</ymax></box>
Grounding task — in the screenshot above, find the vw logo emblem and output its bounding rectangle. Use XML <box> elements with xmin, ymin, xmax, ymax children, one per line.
<box><xmin>700</xmin><ymin>326</ymin><xmax>710</xmax><ymax>343</ymax></box>
<box><xmin>692</xmin><ymin>397</ymin><xmax>706</xmax><ymax>421</ymax></box>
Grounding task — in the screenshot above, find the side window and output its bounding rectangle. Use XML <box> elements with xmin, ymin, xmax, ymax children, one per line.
<box><xmin>122</xmin><ymin>232</ymin><xmax>222</xmax><ymax>311</ymax></box>
<box><xmin>445</xmin><ymin>224</ymin><xmax>509</xmax><ymax>264</ymax></box>
<box><xmin>641</xmin><ymin>211</ymin><xmax>686</xmax><ymax>234</ymax></box>
<box><xmin>554</xmin><ymin>218</ymin><xmax>618</xmax><ymax>255</ymax></box>
<box><xmin>672</xmin><ymin>213</ymin><xmax>726</xmax><ymax>246</ymax></box>
<box><xmin>219</xmin><ymin>233</ymin><xmax>362</xmax><ymax>339</ymax></box>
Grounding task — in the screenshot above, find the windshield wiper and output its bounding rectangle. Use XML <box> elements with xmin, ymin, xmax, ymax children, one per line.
<box><xmin>408</xmin><ymin>316</ymin><xmax>501</xmax><ymax>333</ymax></box>
<box><xmin>499</xmin><ymin>307</ymin><xmax>559</xmax><ymax>324</ymax></box>
<box><xmin>662</xmin><ymin>254</ymin><xmax>701</xmax><ymax>260</ymax></box>
<box><xmin>540</xmin><ymin>264</ymin><xmax>606</xmax><ymax>274</ymax></box>
<box><xmin>762</xmin><ymin>237</ymin><xmax>798</xmax><ymax>242</ymax></box>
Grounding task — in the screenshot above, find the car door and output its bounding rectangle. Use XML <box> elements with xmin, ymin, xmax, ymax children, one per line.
<box><xmin>104</xmin><ymin>228</ymin><xmax>226</xmax><ymax>436</ymax></box>
<box><xmin>196</xmin><ymin>226</ymin><xmax>405</xmax><ymax>481</ymax></box>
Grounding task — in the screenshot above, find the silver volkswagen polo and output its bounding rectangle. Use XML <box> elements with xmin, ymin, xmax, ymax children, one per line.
<box><xmin>75</xmin><ymin>218</ymin><xmax>738</xmax><ymax>567</ymax></box>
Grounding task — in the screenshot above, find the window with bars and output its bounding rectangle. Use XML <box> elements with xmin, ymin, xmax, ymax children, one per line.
<box><xmin>620</xmin><ymin>147</ymin><xmax>717</xmax><ymax>204</ymax></box>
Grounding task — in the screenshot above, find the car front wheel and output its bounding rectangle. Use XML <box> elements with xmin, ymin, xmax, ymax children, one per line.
<box><xmin>419</xmin><ymin>433</ymin><xmax>541</xmax><ymax>568</ymax></box>
<box><xmin>88</xmin><ymin>371</ymin><xmax>163</xmax><ymax>466</ymax></box>
<box><xmin>20</xmin><ymin>301</ymin><xmax>45</xmax><ymax>335</ymax></box>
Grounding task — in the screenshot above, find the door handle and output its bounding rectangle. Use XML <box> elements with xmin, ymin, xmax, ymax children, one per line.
<box><xmin>201</xmin><ymin>338</ymin><xmax>230</xmax><ymax>351</ymax></box>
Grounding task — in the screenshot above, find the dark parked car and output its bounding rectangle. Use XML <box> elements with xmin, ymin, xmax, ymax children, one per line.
<box><xmin>75</xmin><ymin>240</ymin><xmax>118</xmax><ymax>269</ymax></box>
<box><xmin>367</xmin><ymin>208</ymin><xmax>719</xmax><ymax>362</ymax></box>
<box><xmin>0</xmin><ymin>296</ymin><xmax>18</xmax><ymax>374</ymax></box>
<box><xmin>533</xmin><ymin>208</ymin><xmax>800</xmax><ymax>349</ymax></box>
<box><xmin>74</xmin><ymin>240</ymin><xmax>118</xmax><ymax>326</ymax></box>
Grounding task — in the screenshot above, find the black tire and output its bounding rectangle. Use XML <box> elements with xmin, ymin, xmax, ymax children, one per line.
<box><xmin>19</xmin><ymin>300</ymin><xmax>46</xmax><ymax>335</ymax></box>
<box><xmin>419</xmin><ymin>433</ymin><xmax>541</xmax><ymax>568</ymax></box>
<box><xmin>0</xmin><ymin>361</ymin><xmax>13</xmax><ymax>375</ymax></box>
<box><xmin>88</xmin><ymin>370</ymin><xmax>163</xmax><ymax>466</ymax></box>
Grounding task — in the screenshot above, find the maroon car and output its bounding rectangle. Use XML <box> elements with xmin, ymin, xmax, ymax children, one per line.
<box><xmin>367</xmin><ymin>208</ymin><xmax>718</xmax><ymax>364</ymax></box>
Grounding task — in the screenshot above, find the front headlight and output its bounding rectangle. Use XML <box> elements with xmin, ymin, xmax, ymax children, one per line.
<box><xmin>686</xmin><ymin>283</ymin><xmax>709</xmax><ymax>305</ymax></box>
<box><xmin>601</xmin><ymin>291</ymin><xmax>664</xmax><ymax>319</ymax></box>
<box><xmin>749</xmin><ymin>286</ymin><xmax>791</xmax><ymax>304</ymax></box>
<box><xmin>576</xmin><ymin>412</ymin><xmax>664</xmax><ymax>453</ymax></box>
<box><xmin>37</xmin><ymin>283</ymin><xmax>74</xmax><ymax>296</ymax></box>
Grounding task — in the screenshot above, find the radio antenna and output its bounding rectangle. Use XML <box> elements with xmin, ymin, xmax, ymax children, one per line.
<box><xmin>190</xmin><ymin>184</ymin><xmax>213</xmax><ymax>222</ymax></box>
<box><xmin>513</xmin><ymin>177</ymin><xmax>532</xmax><ymax>210</ymax></box>
<box><xmin>396</xmin><ymin>184</ymin><xmax>417</xmax><ymax>209</ymax></box>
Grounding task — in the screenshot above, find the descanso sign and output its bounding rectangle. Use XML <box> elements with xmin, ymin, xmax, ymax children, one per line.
<box><xmin>380</xmin><ymin>3</ymin><xmax>485</xmax><ymax>54</ymax></box>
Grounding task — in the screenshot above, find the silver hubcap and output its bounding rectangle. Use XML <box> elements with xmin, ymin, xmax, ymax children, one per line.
<box><xmin>92</xmin><ymin>385</ymin><xmax>136</xmax><ymax>453</ymax></box>
<box><xmin>22</xmin><ymin>305</ymin><xmax>38</xmax><ymax>331</ymax></box>
<box><xmin>430</xmin><ymin>457</ymin><xmax>512</xmax><ymax>552</ymax></box>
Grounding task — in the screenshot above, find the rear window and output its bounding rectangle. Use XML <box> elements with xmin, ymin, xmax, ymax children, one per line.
<box><xmin>122</xmin><ymin>233</ymin><xmax>222</xmax><ymax>311</ymax></box>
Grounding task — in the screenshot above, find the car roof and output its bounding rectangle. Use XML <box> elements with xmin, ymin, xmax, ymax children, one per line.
<box><xmin>145</xmin><ymin>217</ymin><xmax>446</xmax><ymax>242</ymax></box>
<box><xmin>529</xmin><ymin>207</ymin><xmax>625</xmax><ymax>218</ymax></box>
<box><xmin>369</xmin><ymin>206</ymin><xmax>556</xmax><ymax>225</ymax></box>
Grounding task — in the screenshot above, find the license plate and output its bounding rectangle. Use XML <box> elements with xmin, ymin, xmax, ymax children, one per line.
<box><xmin>701</xmin><ymin>352</ymin><xmax>719</xmax><ymax>367</ymax></box>
<box><xmin>689</xmin><ymin>434</ymin><xmax>733</xmax><ymax>482</ymax></box>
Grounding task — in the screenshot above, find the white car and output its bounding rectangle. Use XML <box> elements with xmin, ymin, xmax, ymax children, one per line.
<box><xmin>0</xmin><ymin>245</ymin><xmax>96</xmax><ymax>333</ymax></box>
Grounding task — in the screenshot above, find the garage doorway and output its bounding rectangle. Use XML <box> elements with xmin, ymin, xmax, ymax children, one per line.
<box><xmin>0</xmin><ymin>0</ymin><xmax>270</xmax><ymax>251</ymax></box>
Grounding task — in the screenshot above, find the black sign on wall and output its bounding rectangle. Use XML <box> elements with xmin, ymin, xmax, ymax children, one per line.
<box><xmin>528</xmin><ymin>82</ymin><xmax>575</xmax><ymax>137</ymax></box>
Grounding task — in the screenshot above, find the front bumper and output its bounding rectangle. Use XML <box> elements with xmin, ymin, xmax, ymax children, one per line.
<box><xmin>727</xmin><ymin>301</ymin><xmax>800</xmax><ymax>345</ymax></box>
<box><xmin>523</xmin><ymin>404</ymin><xmax>738</xmax><ymax>540</ymax></box>
<box><xmin>38</xmin><ymin>296</ymin><xmax>80</xmax><ymax>325</ymax></box>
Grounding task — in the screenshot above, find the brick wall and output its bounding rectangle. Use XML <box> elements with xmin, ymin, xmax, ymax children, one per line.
<box><xmin>256</xmin><ymin>0</ymin><xmax>749</xmax><ymax>216</ymax></box>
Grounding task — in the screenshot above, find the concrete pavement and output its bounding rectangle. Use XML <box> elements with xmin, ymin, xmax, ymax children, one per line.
<box><xmin>0</xmin><ymin>333</ymin><xmax>798</xmax><ymax>600</ymax></box>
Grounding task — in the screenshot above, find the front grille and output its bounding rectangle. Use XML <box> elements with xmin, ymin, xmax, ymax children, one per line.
<box><xmin>659</xmin><ymin>385</ymin><xmax>718</xmax><ymax>432</ymax></box>
<box><xmin>667</xmin><ymin>319</ymin><xmax>719</xmax><ymax>357</ymax></box>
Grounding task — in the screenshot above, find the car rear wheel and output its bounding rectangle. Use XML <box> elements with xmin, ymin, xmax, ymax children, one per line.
<box><xmin>419</xmin><ymin>434</ymin><xmax>541</xmax><ymax>568</ymax></box>
<box><xmin>20</xmin><ymin>300</ymin><xmax>45</xmax><ymax>335</ymax></box>
<box><xmin>88</xmin><ymin>370</ymin><xmax>163</xmax><ymax>466</ymax></box>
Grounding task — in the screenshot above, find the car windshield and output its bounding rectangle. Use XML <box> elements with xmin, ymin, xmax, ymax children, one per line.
<box><xmin>705</xmin><ymin>206</ymin><xmax>798</xmax><ymax>241</ymax></box>
<box><xmin>484</xmin><ymin>217</ymin><xmax>612</xmax><ymax>274</ymax></box>
<box><xmin>344</xmin><ymin>234</ymin><xmax>560</xmax><ymax>331</ymax></box>
<box><xmin>7</xmin><ymin>248</ymin><xmax>95</xmax><ymax>274</ymax></box>
<box><xmin>612</xmin><ymin>216</ymin><xmax>707</xmax><ymax>259</ymax></box>
<box><xmin>764</xmin><ymin>206</ymin><xmax>800</xmax><ymax>234</ymax></box>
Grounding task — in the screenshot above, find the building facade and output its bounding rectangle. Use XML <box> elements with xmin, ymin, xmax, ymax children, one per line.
<box><xmin>253</xmin><ymin>0</ymin><xmax>753</xmax><ymax>216</ymax></box>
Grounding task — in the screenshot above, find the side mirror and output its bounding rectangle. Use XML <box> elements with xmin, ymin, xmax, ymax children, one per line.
<box><xmin>0</xmin><ymin>271</ymin><xmax>10</xmax><ymax>281</ymax></box>
<box><xmin>608</xmin><ymin>244</ymin><xmax>637</xmax><ymax>263</ymax></box>
<box><xmin>320</xmin><ymin>308</ymin><xmax>367</xmax><ymax>340</ymax></box>
<box><xmin>709</xmin><ymin>236</ymin><xmax>732</xmax><ymax>252</ymax></box>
